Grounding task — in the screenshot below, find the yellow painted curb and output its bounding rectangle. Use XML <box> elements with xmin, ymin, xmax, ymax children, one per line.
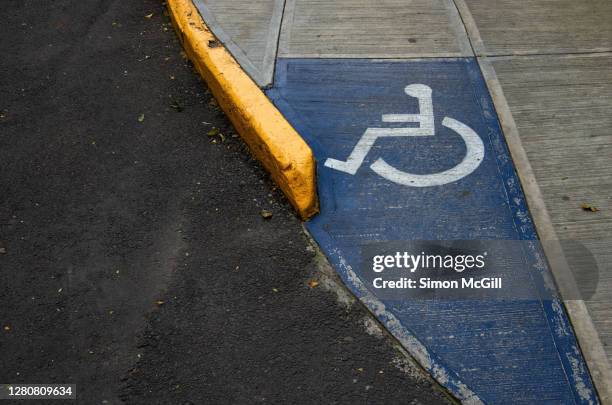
<box><xmin>167</xmin><ymin>0</ymin><xmax>318</xmax><ymax>219</ymax></box>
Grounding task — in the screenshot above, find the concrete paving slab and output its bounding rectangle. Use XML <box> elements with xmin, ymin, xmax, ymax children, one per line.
<box><xmin>194</xmin><ymin>0</ymin><xmax>284</xmax><ymax>86</ymax></box>
<box><xmin>267</xmin><ymin>57</ymin><xmax>598</xmax><ymax>404</ymax></box>
<box><xmin>278</xmin><ymin>0</ymin><xmax>472</xmax><ymax>58</ymax></box>
<box><xmin>463</xmin><ymin>0</ymin><xmax>612</xmax><ymax>55</ymax></box>
<box><xmin>492</xmin><ymin>54</ymin><xmax>612</xmax><ymax>365</ymax></box>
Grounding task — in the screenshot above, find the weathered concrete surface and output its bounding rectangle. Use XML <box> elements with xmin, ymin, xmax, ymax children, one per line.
<box><xmin>454</xmin><ymin>0</ymin><xmax>612</xmax><ymax>398</ymax></box>
<box><xmin>278</xmin><ymin>0</ymin><xmax>472</xmax><ymax>58</ymax></box>
<box><xmin>492</xmin><ymin>53</ymin><xmax>612</xmax><ymax>365</ymax></box>
<box><xmin>464</xmin><ymin>0</ymin><xmax>612</xmax><ymax>55</ymax></box>
<box><xmin>194</xmin><ymin>0</ymin><xmax>283</xmax><ymax>86</ymax></box>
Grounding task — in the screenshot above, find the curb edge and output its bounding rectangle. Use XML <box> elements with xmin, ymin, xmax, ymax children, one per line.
<box><xmin>167</xmin><ymin>0</ymin><xmax>319</xmax><ymax>219</ymax></box>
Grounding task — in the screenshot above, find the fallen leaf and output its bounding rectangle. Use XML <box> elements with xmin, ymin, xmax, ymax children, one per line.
<box><xmin>260</xmin><ymin>210</ymin><xmax>273</xmax><ymax>219</ymax></box>
<box><xmin>155</xmin><ymin>300</ymin><xmax>165</xmax><ymax>306</ymax></box>
<box><xmin>137</xmin><ymin>113</ymin><xmax>145</xmax><ymax>122</ymax></box>
<box><xmin>308</xmin><ymin>279</ymin><xmax>319</xmax><ymax>289</ymax></box>
<box><xmin>207</xmin><ymin>127</ymin><xmax>219</xmax><ymax>137</ymax></box>
<box><xmin>144</xmin><ymin>13</ymin><xmax>154</xmax><ymax>19</ymax></box>
<box><xmin>170</xmin><ymin>100</ymin><xmax>183</xmax><ymax>112</ymax></box>
<box><xmin>581</xmin><ymin>203</ymin><xmax>599</xmax><ymax>212</ymax></box>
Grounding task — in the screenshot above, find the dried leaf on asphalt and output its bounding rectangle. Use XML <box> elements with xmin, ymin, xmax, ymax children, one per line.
<box><xmin>170</xmin><ymin>100</ymin><xmax>183</xmax><ymax>112</ymax></box>
<box><xmin>581</xmin><ymin>202</ymin><xmax>599</xmax><ymax>212</ymax></box>
<box><xmin>144</xmin><ymin>13</ymin><xmax>154</xmax><ymax>19</ymax></box>
<box><xmin>260</xmin><ymin>210</ymin><xmax>273</xmax><ymax>219</ymax></box>
<box><xmin>207</xmin><ymin>127</ymin><xmax>219</xmax><ymax>137</ymax></box>
<box><xmin>138</xmin><ymin>113</ymin><xmax>145</xmax><ymax>122</ymax></box>
<box><xmin>308</xmin><ymin>279</ymin><xmax>319</xmax><ymax>289</ymax></box>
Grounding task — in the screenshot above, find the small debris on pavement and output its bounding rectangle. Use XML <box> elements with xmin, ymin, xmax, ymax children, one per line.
<box><xmin>3</xmin><ymin>325</ymin><xmax>10</xmax><ymax>331</ymax></box>
<box><xmin>581</xmin><ymin>202</ymin><xmax>599</xmax><ymax>212</ymax></box>
<box><xmin>170</xmin><ymin>100</ymin><xmax>183</xmax><ymax>112</ymax></box>
<box><xmin>137</xmin><ymin>113</ymin><xmax>145</xmax><ymax>122</ymax></box>
<box><xmin>207</xmin><ymin>127</ymin><xmax>219</xmax><ymax>137</ymax></box>
<box><xmin>144</xmin><ymin>13</ymin><xmax>154</xmax><ymax>19</ymax></box>
<box><xmin>208</xmin><ymin>39</ymin><xmax>221</xmax><ymax>48</ymax></box>
<box><xmin>272</xmin><ymin>288</ymin><xmax>279</xmax><ymax>293</ymax></box>
<box><xmin>308</xmin><ymin>279</ymin><xmax>319</xmax><ymax>289</ymax></box>
<box><xmin>155</xmin><ymin>300</ymin><xmax>165</xmax><ymax>306</ymax></box>
<box><xmin>260</xmin><ymin>209</ymin><xmax>273</xmax><ymax>219</ymax></box>
<box><xmin>0</xmin><ymin>247</ymin><xmax>6</xmax><ymax>254</ymax></box>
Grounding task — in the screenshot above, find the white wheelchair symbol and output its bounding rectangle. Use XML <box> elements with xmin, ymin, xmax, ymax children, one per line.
<box><xmin>324</xmin><ymin>84</ymin><xmax>485</xmax><ymax>187</ymax></box>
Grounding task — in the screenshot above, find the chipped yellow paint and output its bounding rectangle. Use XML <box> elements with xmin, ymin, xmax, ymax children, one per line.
<box><xmin>167</xmin><ymin>0</ymin><xmax>318</xmax><ymax>219</ymax></box>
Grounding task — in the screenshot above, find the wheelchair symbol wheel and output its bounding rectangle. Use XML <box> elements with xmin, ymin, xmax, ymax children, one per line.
<box><xmin>324</xmin><ymin>84</ymin><xmax>485</xmax><ymax>187</ymax></box>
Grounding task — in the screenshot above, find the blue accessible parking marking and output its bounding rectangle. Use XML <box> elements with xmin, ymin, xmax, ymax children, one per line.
<box><xmin>267</xmin><ymin>58</ymin><xmax>597</xmax><ymax>404</ymax></box>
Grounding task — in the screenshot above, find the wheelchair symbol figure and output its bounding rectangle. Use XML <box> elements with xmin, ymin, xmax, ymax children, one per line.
<box><xmin>324</xmin><ymin>84</ymin><xmax>485</xmax><ymax>187</ymax></box>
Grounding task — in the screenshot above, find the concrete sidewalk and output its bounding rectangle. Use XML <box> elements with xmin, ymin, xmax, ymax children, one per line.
<box><xmin>188</xmin><ymin>0</ymin><xmax>612</xmax><ymax>402</ymax></box>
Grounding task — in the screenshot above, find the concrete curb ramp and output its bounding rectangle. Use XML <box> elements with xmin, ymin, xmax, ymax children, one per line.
<box><xmin>167</xmin><ymin>0</ymin><xmax>318</xmax><ymax>219</ymax></box>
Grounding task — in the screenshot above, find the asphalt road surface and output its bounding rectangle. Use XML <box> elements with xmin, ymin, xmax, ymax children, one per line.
<box><xmin>0</xmin><ymin>1</ymin><xmax>452</xmax><ymax>403</ymax></box>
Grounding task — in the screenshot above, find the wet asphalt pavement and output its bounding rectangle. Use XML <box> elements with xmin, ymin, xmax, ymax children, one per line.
<box><xmin>0</xmin><ymin>0</ymin><xmax>453</xmax><ymax>403</ymax></box>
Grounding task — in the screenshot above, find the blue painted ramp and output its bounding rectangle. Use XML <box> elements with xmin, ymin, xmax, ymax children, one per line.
<box><xmin>267</xmin><ymin>59</ymin><xmax>597</xmax><ymax>404</ymax></box>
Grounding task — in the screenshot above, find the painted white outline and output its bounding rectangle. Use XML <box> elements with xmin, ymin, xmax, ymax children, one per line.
<box><xmin>324</xmin><ymin>84</ymin><xmax>484</xmax><ymax>187</ymax></box>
